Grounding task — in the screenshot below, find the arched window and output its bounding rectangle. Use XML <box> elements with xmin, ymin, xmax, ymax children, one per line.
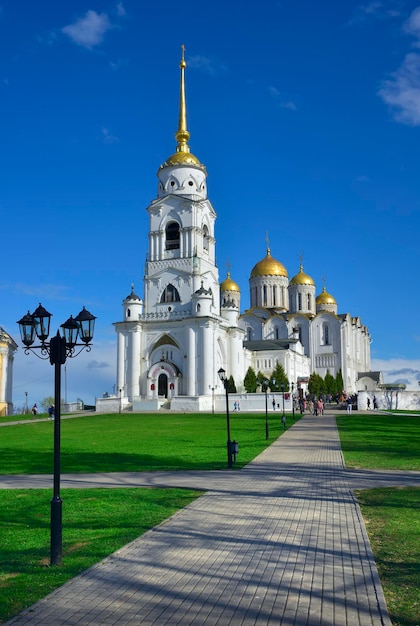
<box><xmin>247</xmin><ymin>327</ymin><xmax>252</xmax><ymax>341</ymax></box>
<box><xmin>160</xmin><ymin>284</ymin><xmax>181</xmax><ymax>303</ymax></box>
<box><xmin>203</xmin><ymin>224</ymin><xmax>209</xmax><ymax>252</ymax></box>
<box><xmin>263</xmin><ymin>285</ymin><xmax>267</xmax><ymax>306</ymax></box>
<box><xmin>273</xmin><ymin>286</ymin><xmax>277</xmax><ymax>306</ymax></box>
<box><xmin>127</xmin><ymin>309</ymin><xmax>131</xmax><ymax>318</ymax></box>
<box><xmin>275</xmin><ymin>327</ymin><xmax>279</xmax><ymax>340</ymax></box>
<box><xmin>307</xmin><ymin>294</ymin><xmax>311</xmax><ymax>309</ymax></box>
<box><xmin>165</xmin><ymin>222</ymin><xmax>180</xmax><ymax>250</ymax></box>
<box><xmin>298</xmin><ymin>326</ymin><xmax>303</xmax><ymax>343</ymax></box>
<box><xmin>322</xmin><ymin>323</ymin><xmax>330</xmax><ymax>345</ymax></box>
<box><xmin>298</xmin><ymin>293</ymin><xmax>302</xmax><ymax>311</ymax></box>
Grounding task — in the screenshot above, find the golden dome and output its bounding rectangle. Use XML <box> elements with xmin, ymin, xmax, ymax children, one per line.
<box><xmin>250</xmin><ymin>249</ymin><xmax>288</xmax><ymax>279</ymax></box>
<box><xmin>220</xmin><ymin>272</ymin><xmax>240</xmax><ymax>292</ymax></box>
<box><xmin>162</xmin><ymin>151</ymin><xmax>204</xmax><ymax>168</ymax></box>
<box><xmin>289</xmin><ymin>264</ymin><xmax>315</xmax><ymax>286</ymax></box>
<box><xmin>316</xmin><ymin>286</ymin><xmax>336</xmax><ymax>305</ymax></box>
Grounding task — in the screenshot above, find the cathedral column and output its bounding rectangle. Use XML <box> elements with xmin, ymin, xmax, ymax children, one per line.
<box><xmin>116</xmin><ymin>331</ymin><xmax>126</xmax><ymax>398</ymax></box>
<box><xmin>187</xmin><ymin>326</ymin><xmax>196</xmax><ymax>395</ymax></box>
<box><xmin>128</xmin><ymin>326</ymin><xmax>141</xmax><ymax>401</ymax></box>
<box><xmin>201</xmin><ymin>323</ymin><xmax>213</xmax><ymax>395</ymax></box>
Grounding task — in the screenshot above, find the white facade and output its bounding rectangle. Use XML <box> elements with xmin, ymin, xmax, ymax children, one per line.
<box><xmin>0</xmin><ymin>326</ymin><xmax>17</xmax><ymax>416</ymax></box>
<box><xmin>114</xmin><ymin>52</ymin><xmax>371</xmax><ymax>410</ymax></box>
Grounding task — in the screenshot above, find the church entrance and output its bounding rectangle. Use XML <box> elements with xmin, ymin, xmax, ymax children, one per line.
<box><xmin>158</xmin><ymin>373</ymin><xmax>168</xmax><ymax>398</ymax></box>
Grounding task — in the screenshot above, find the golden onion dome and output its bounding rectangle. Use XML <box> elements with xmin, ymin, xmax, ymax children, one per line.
<box><xmin>316</xmin><ymin>286</ymin><xmax>337</xmax><ymax>305</ymax></box>
<box><xmin>250</xmin><ymin>249</ymin><xmax>288</xmax><ymax>279</ymax></box>
<box><xmin>220</xmin><ymin>272</ymin><xmax>240</xmax><ymax>292</ymax></box>
<box><xmin>161</xmin><ymin>150</ymin><xmax>204</xmax><ymax>169</ymax></box>
<box><xmin>289</xmin><ymin>264</ymin><xmax>315</xmax><ymax>286</ymax></box>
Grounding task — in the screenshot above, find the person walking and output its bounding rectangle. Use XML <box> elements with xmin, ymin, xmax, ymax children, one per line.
<box><xmin>31</xmin><ymin>403</ymin><xmax>38</xmax><ymax>419</ymax></box>
<box><xmin>48</xmin><ymin>405</ymin><xmax>55</xmax><ymax>420</ymax></box>
<box><xmin>373</xmin><ymin>395</ymin><xmax>378</xmax><ymax>410</ymax></box>
<box><xmin>346</xmin><ymin>396</ymin><xmax>353</xmax><ymax>414</ymax></box>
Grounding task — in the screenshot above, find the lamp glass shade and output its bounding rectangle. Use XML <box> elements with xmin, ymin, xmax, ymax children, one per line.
<box><xmin>75</xmin><ymin>307</ymin><xmax>96</xmax><ymax>344</ymax></box>
<box><xmin>17</xmin><ymin>311</ymin><xmax>35</xmax><ymax>347</ymax></box>
<box><xmin>61</xmin><ymin>315</ymin><xmax>80</xmax><ymax>347</ymax></box>
<box><xmin>32</xmin><ymin>303</ymin><xmax>51</xmax><ymax>342</ymax></box>
<box><xmin>217</xmin><ymin>367</ymin><xmax>226</xmax><ymax>382</ymax></box>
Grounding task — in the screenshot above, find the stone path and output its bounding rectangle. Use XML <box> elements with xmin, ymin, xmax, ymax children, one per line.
<box><xmin>3</xmin><ymin>414</ymin><xmax>420</xmax><ymax>625</ymax></box>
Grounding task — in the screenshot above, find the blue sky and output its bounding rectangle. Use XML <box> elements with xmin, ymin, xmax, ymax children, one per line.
<box><xmin>1</xmin><ymin>0</ymin><xmax>420</xmax><ymax>410</ymax></box>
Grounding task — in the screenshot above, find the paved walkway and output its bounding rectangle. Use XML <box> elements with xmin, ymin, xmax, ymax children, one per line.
<box><xmin>3</xmin><ymin>414</ymin><xmax>420</xmax><ymax>625</ymax></box>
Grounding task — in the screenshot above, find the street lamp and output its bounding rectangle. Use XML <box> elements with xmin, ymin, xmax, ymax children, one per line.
<box><xmin>291</xmin><ymin>382</ymin><xmax>295</xmax><ymax>420</ymax></box>
<box><xmin>17</xmin><ymin>303</ymin><xmax>96</xmax><ymax>566</ymax></box>
<box><xmin>24</xmin><ymin>391</ymin><xmax>28</xmax><ymax>415</ymax></box>
<box><xmin>262</xmin><ymin>377</ymin><xmax>269</xmax><ymax>439</ymax></box>
<box><xmin>281</xmin><ymin>382</ymin><xmax>286</xmax><ymax>423</ymax></box>
<box><xmin>217</xmin><ymin>367</ymin><xmax>233</xmax><ymax>468</ymax></box>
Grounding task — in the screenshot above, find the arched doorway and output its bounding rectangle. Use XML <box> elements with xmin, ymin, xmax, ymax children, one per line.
<box><xmin>158</xmin><ymin>373</ymin><xmax>168</xmax><ymax>398</ymax></box>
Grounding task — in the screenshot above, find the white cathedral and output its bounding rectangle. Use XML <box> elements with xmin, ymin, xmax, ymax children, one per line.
<box><xmin>114</xmin><ymin>50</ymin><xmax>372</xmax><ymax>411</ymax></box>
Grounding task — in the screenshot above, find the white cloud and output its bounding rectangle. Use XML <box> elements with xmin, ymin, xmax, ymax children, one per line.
<box><xmin>379</xmin><ymin>51</ymin><xmax>420</xmax><ymax>125</ymax></box>
<box><xmin>101</xmin><ymin>127</ymin><xmax>119</xmax><ymax>144</ymax></box>
<box><xmin>268</xmin><ymin>86</ymin><xmax>297</xmax><ymax>111</ymax></box>
<box><xmin>349</xmin><ymin>1</ymin><xmax>401</xmax><ymax>25</ymax></box>
<box><xmin>378</xmin><ymin>7</ymin><xmax>420</xmax><ymax>125</ymax></box>
<box><xmin>116</xmin><ymin>3</ymin><xmax>126</xmax><ymax>17</ymax></box>
<box><xmin>62</xmin><ymin>10</ymin><xmax>112</xmax><ymax>49</ymax></box>
<box><xmin>405</xmin><ymin>6</ymin><xmax>420</xmax><ymax>41</ymax></box>
<box><xmin>371</xmin><ymin>357</ymin><xmax>420</xmax><ymax>390</ymax></box>
<box><xmin>187</xmin><ymin>55</ymin><xmax>228</xmax><ymax>76</ymax></box>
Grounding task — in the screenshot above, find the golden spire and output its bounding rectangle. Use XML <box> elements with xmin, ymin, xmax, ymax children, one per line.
<box><xmin>175</xmin><ymin>45</ymin><xmax>191</xmax><ymax>155</ymax></box>
<box><xmin>160</xmin><ymin>45</ymin><xmax>205</xmax><ymax>170</ymax></box>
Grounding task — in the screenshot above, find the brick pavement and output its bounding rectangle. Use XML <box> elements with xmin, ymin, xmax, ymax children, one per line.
<box><xmin>4</xmin><ymin>414</ymin><xmax>419</xmax><ymax>625</ymax></box>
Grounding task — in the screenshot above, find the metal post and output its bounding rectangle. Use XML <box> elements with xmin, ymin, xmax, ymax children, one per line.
<box><xmin>225</xmin><ymin>383</ymin><xmax>232</xmax><ymax>468</ymax></box>
<box><xmin>50</xmin><ymin>336</ymin><xmax>64</xmax><ymax>566</ymax></box>
<box><xmin>282</xmin><ymin>384</ymin><xmax>286</xmax><ymax>422</ymax></box>
<box><xmin>291</xmin><ymin>382</ymin><xmax>295</xmax><ymax>420</ymax></box>
<box><xmin>265</xmin><ymin>386</ymin><xmax>269</xmax><ymax>440</ymax></box>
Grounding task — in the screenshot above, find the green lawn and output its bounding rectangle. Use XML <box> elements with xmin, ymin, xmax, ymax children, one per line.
<box><xmin>0</xmin><ymin>488</ymin><xmax>202</xmax><ymax>623</ymax></box>
<box><xmin>356</xmin><ymin>488</ymin><xmax>419</xmax><ymax>626</ymax></box>
<box><xmin>336</xmin><ymin>414</ymin><xmax>420</xmax><ymax>470</ymax></box>
<box><xmin>0</xmin><ymin>411</ymin><xmax>296</xmax><ymax>474</ymax></box>
<box><xmin>0</xmin><ymin>412</ymin><xmax>419</xmax><ymax>625</ymax></box>
<box><xmin>337</xmin><ymin>415</ymin><xmax>419</xmax><ymax>626</ymax></box>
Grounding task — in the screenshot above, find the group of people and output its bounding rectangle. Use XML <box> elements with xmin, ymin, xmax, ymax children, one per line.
<box><xmin>366</xmin><ymin>396</ymin><xmax>378</xmax><ymax>410</ymax></box>
<box><xmin>30</xmin><ymin>403</ymin><xmax>55</xmax><ymax>420</ymax></box>
<box><xmin>233</xmin><ymin>401</ymin><xmax>241</xmax><ymax>412</ymax></box>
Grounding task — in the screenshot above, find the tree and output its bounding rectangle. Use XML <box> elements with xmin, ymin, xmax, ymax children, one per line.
<box><xmin>308</xmin><ymin>372</ymin><xmax>324</xmax><ymax>397</ymax></box>
<box><xmin>40</xmin><ymin>396</ymin><xmax>54</xmax><ymax>414</ymax></box>
<box><xmin>324</xmin><ymin>370</ymin><xmax>336</xmax><ymax>396</ymax></box>
<box><xmin>269</xmin><ymin>363</ymin><xmax>289</xmax><ymax>392</ymax></box>
<box><xmin>243</xmin><ymin>367</ymin><xmax>258</xmax><ymax>393</ymax></box>
<box><xmin>227</xmin><ymin>375</ymin><xmax>237</xmax><ymax>393</ymax></box>
<box><xmin>335</xmin><ymin>369</ymin><xmax>344</xmax><ymax>395</ymax></box>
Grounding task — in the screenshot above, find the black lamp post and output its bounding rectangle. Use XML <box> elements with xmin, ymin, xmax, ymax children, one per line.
<box><xmin>263</xmin><ymin>377</ymin><xmax>269</xmax><ymax>439</ymax></box>
<box><xmin>17</xmin><ymin>303</ymin><xmax>96</xmax><ymax>566</ymax></box>
<box><xmin>218</xmin><ymin>367</ymin><xmax>233</xmax><ymax>468</ymax></box>
<box><xmin>281</xmin><ymin>382</ymin><xmax>286</xmax><ymax>422</ymax></box>
<box><xmin>291</xmin><ymin>382</ymin><xmax>295</xmax><ymax>420</ymax></box>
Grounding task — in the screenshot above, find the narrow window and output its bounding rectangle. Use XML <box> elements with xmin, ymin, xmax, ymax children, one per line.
<box><xmin>160</xmin><ymin>284</ymin><xmax>181</xmax><ymax>303</ymax></box>
<box><xmin>323</xmin><ymin>323</ymin><xmax>329</xmax><ymax>345</ymax></box>
<box><xmin>165</xmin><ymin>222</ymin><xmax>180</xmax><ymax>250</ymax></box>
<box><xmin>298</xmin><ymin>293</ymin><xmax>302</xmax><ymax>311</ymax></box>
<box><xmin>203</xmin><ymin>224</ymin><xmax>209</xmax><ymax>252</ymax></box>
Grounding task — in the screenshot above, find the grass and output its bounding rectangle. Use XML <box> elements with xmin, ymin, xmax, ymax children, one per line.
<box><xmin>337</xmin><ymin>415</ymin><xmax>420</xmax><ymax>626</ymax></box>
<box><xmin>336</xmin><ymin>414</ymin><xmax>420</xmax><ymax>470</ymax></box>
<box><xmin>0</xmin><ymin>412</ymin><xmax>419</xmax><ymax>624</ymax></box>
<box><xmin>0</xmin><ymin>487</ymin><xmax>202</xmax><ymax>624</ymax></box>
<box><xmin>0</xmin><ymin>411</ymin><xmax>298</xmax><ymax>474</ymax></box>
<box><xmin>356</xmin><ymin>488</ymin><xmax>420</xmax><ymax>626</ymax></box>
